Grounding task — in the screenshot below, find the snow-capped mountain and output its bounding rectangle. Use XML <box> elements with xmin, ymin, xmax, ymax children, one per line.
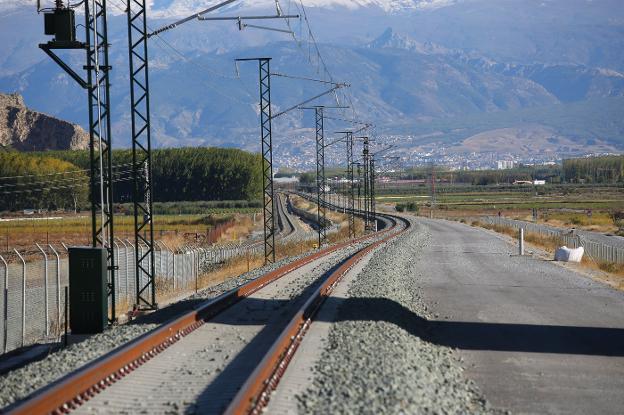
<box><xmin>1</xmin><ymin>0</ymin><xmax>460</xmax><ymax>16</ymax></box>
<box><xmin>1</xmin><ymin>0</ymin><xmax>623</xmax><ymax>162</ymax></box>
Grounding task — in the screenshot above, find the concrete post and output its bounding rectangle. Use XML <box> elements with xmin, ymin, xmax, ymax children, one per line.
<box><xmin>36</xmin><ymin>244</ymin><xmax>49</xmax><ymax>337</ymax></box>
<box><xmin>14</xmin><ymin>249</ymin><xmax>26</xmax><ymax>347</ymax></box>
<box><xmin>1</xmin><ymin>254</ymin><xmax>8</xmax><ymax>353</ymax></box>
<box><xmin>48</xmin><ymin>244</ymin><xmax>61</xmax><ymax>337</ymax></box>
<box><xmin>519</xmin><ymin>228</ymin><xmax>525</xmax><ymax>256</ymax></box>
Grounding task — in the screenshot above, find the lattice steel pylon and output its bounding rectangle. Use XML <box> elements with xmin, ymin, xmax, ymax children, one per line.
<box><xmin>127</xmin><ymin>0</ymin><xmax>156</xmax><ymax>310</ymax></box>
<box><xmin>362</xmin><ymin>136</ymin><xmax>371</xmax><ymax>231</ymax></box>
<box><xmin>356</xmin><ymin>162</ymin><xmax>362</xmax><ymax>214</ymax></box>
<box><xmin>236</xmin><ymin>58</ymin><xmax>275</xmax><ymax>263</ymax></box>
<box><xmin>314</xmin><ymin>107</ymin><xmax>327</xmax><ymax>247</ymax></box>
<box><xmin>369</xmin><ymin>156</ymin><xmax>376</xmax><ymax>231</ymax></box>
<box><xmin>86</xmin><ymin>0</ymin><xmax>117</xmax><ymax>322</ymax></box>
<box><xmin>39</xmin><ymin>0</ymin><xmax>117</xmax><ymax>322</ymax></box>
<box><xmin>345</xmin><ymin>132</ymin><xmax>355</xmax><ymax>238</ymax></box>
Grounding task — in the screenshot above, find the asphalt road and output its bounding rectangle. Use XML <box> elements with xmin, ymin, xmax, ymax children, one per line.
<box><xmin>416</xmin><ymin>218</ymin><xmax>624</xmax><ymax>414</ymax></box>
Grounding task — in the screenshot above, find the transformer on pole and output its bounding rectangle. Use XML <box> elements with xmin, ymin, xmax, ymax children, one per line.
<box><xmin>38</xmin><ymin>0</ymin><xmax>117</xmax><ymax>323</ymax></box>
<box><xmin>237</xmin><ymin>58</ymin><xmax>276</xmax><ymax>264</ymax></box>
<box><xmin>126</xmin><ymin>0</ymin><xmax>157</xmax><ymax>310</ymax></box>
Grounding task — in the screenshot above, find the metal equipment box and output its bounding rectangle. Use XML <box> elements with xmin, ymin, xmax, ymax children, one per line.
<box><xmin>68</xmin><ymin>247</ymin><xmax>107</xmax><ymax>334</ymax></box>
<box><xmin>44</xmin><ymin>9</ymin><xmax>76</xmax><ymax>43</ymax></box>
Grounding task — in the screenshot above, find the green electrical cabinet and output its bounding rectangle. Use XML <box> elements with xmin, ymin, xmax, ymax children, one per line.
<box><xmin>68</xmin><ymin>247</ymin><xmax>108</xmax><ymax>334</ymax></box>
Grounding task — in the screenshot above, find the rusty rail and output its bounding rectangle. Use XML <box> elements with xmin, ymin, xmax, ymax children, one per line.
<box><xmin>225</xmin><ymin>214</ymin><xmax>409</xmax><ymax>414</ymax></box>
<box><xmin>6</xmin><ymin>214</ymin><xmax>399</xmax><ymax>415</ymax></box>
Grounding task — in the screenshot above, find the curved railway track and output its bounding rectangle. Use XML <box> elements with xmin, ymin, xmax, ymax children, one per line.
<box><xmin>5</xmin><ymin>209</ymin><xmax>408</xmax><ymax>415</ymax></box>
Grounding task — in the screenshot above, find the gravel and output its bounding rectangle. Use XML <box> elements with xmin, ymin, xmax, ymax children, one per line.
<box><xmin>296</xmin><ymin>219</ymin><xmax>499</xmax><ymax>414</ymax></box>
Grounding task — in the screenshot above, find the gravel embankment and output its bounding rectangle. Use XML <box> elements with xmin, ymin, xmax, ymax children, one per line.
<box><xmin>0</xmin><ymin>250</ymin><xmax>313</xmax><ymax>409</ymax></box>
<box><xmin>297</xmin><ymin>219</ymin><xmax>498</xmax><ymax>414</ymax></box>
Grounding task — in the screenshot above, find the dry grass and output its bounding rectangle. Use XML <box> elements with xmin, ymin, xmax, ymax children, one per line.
<box><xmin>151</xmin><ymin>205</ymin><xmax>362</xmax><ymax>305</ymax></box>
<box><xmin>159</xmin><ymin>233</ymin><xmax>187</xmax><ymax>252</ymax></box>
<box><xmin>218</xmin><ymin>215</ymin><xmax>260</xmax><ymax>244</ymax></box>
<box><xmin>0</xmin><ymin>213</ymin><xmax>246</xmax><ymax>253</ymax></box>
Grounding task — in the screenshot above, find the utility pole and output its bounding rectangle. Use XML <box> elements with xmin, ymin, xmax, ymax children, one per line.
<box><xmin>38</xmin><ymin>0</ymin><xmax>117</xmax><ymax>322</ymax></box>
<box><xmin>430</xmin><ymin>162</ymin><xmax>436</xmax><ymax>218</ymax></box>
<box><xmin>122</xmin><ymin>2</ymin><xmax>297</xmax><ymax>302</ymax></box>
<box><xmin>127</xmin><ymin>0</ymin><xmax>156</xmax><ymax>310</ymax></box>
<box><xmin>370</xmin><ymin>156</ymin><xmax>376</xmax><ymax>231</ymax></box>
<box><xmin>300</xmin><ymin>105</ymin><xmax>348</xmax><ymax>246</ymax></box>
<box><xmin>236</xmin><ymin>58</ymin><xmax>275</xmax><ymax>264</ymax></box>
<box><xmin>315</xmin><ymin>107</ymin><xmax>326</xmax><ymax>247</ymax></box>
<box><xmin>337</xmin><ymin>131</ymin><xmax>355</xmax><ymax>238</ymax></box>
<box><xmin>362</xmin><ymin>136</ymin><xmax>371</xmax><ymax>231</ymax></box>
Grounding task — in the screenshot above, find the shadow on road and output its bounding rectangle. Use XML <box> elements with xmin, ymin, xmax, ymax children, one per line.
<box><xmin>320</xmin><ymin>297</ymin><xmax>624</xmax><ymax>357</ymax></box>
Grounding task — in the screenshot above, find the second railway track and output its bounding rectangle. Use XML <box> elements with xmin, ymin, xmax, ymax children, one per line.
<box><xmin>6</xmin><ymin>212</ymin><xmax>407</xmax><ymax>415</ymax></box>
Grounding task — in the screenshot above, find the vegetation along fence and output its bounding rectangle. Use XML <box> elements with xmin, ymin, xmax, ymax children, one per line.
<box><xmin>0</xmin><ymin>239</ymin><xmax>269</xmax><ymax>356</ymax></box>
<box><xmin>481</xmin><ymin>216</ymin><xmax>624</xmax><ymax>264</ymax></box>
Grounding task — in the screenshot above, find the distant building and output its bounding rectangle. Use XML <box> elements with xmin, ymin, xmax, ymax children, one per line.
<box><xmin>533</xmin><ymin>180</ymin><xmax>546</xmax><ymax>185</ymax></box>
<box><xmin>497</xmin><ymin>160</ymin><xmax>515</xmax><ymax>170</ymax></box>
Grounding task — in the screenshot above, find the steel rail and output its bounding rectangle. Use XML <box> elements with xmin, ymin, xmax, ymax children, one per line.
<box><xmin>225</xmin><ymin>213</ymin><xmax>409</xmax><ymax>414</ymax></box>
<box><xmin>6</xmin><ymin>210</ymin><xmax>398</xmax><ymax>415</ymax></box>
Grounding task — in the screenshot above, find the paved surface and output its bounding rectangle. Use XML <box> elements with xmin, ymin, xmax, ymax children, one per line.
<box><xmin>417</xmin><ymin>218</ymin><xmax>624</xmax><ymax>414</ymax></box>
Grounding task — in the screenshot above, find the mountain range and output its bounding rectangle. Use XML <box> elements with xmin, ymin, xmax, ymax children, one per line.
<box><xmin>0</xmin><ymin>0</ymin><xmax>623</xmax><ymax>167</ymax></box>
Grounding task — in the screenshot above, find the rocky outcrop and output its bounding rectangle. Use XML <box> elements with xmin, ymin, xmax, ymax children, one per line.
<box><xmin>0</xmin><ymin>92</ymin><xmax>89</xmax><ymax>151</ymax></box>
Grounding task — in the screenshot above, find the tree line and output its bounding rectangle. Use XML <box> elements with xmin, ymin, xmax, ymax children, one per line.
<box><xmin>298</xmin><ymin>155</ymin><xmax>624</xmax><ymax>186</ymax></box>
<box><xmin>0</xmin><ymin>147</ymin><xmax>263</xmax><ymax>212</ymax></box>
<box><xmin>562</xmin><ymin>155</ymin><xmax>624</xmax><ymax>183</ymax></box>
<box><xmin>0</xmin><ymin>151</ymin><xmax>89</xmax><ymax>212</ymax></box>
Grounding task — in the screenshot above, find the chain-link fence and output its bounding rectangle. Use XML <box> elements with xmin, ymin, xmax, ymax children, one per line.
<box><xmin>480</xmin><ymin>216</ymin><xmax>624</xmax><ymax>264</ymax></box>
<box><xmin>0</xmin><ymin>239</ymin><xmax>275</xmax><ymax>356</ymax></box>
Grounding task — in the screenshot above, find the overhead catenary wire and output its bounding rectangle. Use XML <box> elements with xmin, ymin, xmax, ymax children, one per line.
<box><xmin>0</xmin><ymin>176</ymin><xmax>135</xmax><ymax>196</ymax></box>
<box><xmin>0</xmin><ymin>162</ymin><xmax>134</xmax><ymax>182</ymax></box>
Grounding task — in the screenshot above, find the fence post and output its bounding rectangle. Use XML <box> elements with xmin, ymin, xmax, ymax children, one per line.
<box><xmin>48</xmin><ymin>244</ymin><xmax>61</xmax><ymax>337</ymax></box>
<box><xmin>113</xmin><ymin>240</ymin><xmax>120</xmax><ymax>303</ymax></box>
<box><xmin>35</xmin><ymin>244</ymin><xmax>49</xmax><ymax>337</ymax></box>
<box><xmin>519</xmin><ymin>228</ymin><xmax>525</xmax><ymax>256</ymax></box>
<box><xmin>161</xmin><ymin>241</ymin><xmax>174</xmax><ymax>291</ymax></box>
<box><xmin>1</xmin><ymin>254</ymin><xmax>8</xmax><ymax>354</ymax></box>
<box><xmin>118</xmin><ymin>239</ymin><xmax>129</xmax><ymax>303</ymax></box>
<box><xmin>126</xmin><ymin>240</ymin><xmax>135</xmax><ymax>305</ymax></box>
<box><xmin>14</xmin><ymin>249</ymin><xmax>26</xmax><ymax>347</ymax></box>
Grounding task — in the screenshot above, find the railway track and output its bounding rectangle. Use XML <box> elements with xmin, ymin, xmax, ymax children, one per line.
<box><xmin>5</xmin><ymin>209</ymin><xmax>407</xmax><ymax>414</ymax></box>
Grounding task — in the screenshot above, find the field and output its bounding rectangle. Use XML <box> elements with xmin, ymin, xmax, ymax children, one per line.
<box><xmin>0</xmin><ymin>210</ymin><xmax>261</xmax><ymax>256</ymax></box>
<box><xmin>377</xmin><ymin>183</ymin><xmax>623</xmax><ymax>234</ymax></box>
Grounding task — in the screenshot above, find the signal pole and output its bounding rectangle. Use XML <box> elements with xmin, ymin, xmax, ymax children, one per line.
<box><xmin>38</xmin><ymin>0</ymin><xmax>117</xmax><ymax>322</ymax></box>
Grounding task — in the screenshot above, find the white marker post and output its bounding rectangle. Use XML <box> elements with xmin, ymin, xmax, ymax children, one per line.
<box><xmin>519</xmin><ymin>228</ymin><xmax>525</xmax><ymax>256</ymax></box>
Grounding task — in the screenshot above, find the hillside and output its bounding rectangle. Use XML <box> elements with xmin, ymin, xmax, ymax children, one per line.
<box><xmin>0</xmin><ymin>93</ymin><xmax>89</xmax><ymax>151</ymax></box>
<box><xmin>0</xmin><ymin>0</ymin><xmax>623</xmax><ymax>167</ymax></box>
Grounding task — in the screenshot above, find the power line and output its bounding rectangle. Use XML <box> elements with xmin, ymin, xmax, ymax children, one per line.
<box><xmin>0</xmin><ymin>162</ymin><xmax>134</xmax><ymax>182</ymax></box>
